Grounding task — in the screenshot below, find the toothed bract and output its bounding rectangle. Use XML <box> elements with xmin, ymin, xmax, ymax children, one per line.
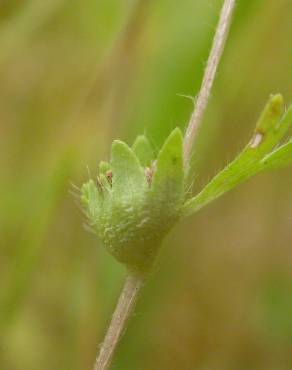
<box><xmin>81</xmin><ymin>128</ymin><xmax>185</xmax><ymax>275</ymax></box>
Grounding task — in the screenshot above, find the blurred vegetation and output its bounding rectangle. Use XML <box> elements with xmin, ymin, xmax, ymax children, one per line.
<box><xmin>1</xmin><ymin>1</ymin><xmax>292</xmax><ymax>369</ymax></box>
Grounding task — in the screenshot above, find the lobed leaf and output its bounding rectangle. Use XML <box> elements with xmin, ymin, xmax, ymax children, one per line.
<box><xmin>182</xmin><ymin>96</ymin><xmax>292</xmax><ymax>217</ymax></box>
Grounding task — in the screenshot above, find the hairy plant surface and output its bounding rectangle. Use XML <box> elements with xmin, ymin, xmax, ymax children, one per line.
<box><xmin>81</xmin><ymin>94</ymin><xmax>292</xmax><ymax>276</ymax></box>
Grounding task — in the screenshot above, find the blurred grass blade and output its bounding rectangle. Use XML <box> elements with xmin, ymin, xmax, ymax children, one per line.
<box><xmin>0</xmin><ymin>0</ymin><xmax>66</xmax><ymax>64</ymax></box>
<box><xmin>1</xmin><ymin>150</ymin><xmax>76</xmax><ymax>331</ymax></box>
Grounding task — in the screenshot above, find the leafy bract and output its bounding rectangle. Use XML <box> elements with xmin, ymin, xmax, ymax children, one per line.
<box><xmin>182</xmin><ymin>95</ymin><xmax>292</xmax><ymax>216</ymax></box>
<box><xmin>81</xmin><ymin>128</ymin><xmax>184</xmax><ymax>275</ymax></box>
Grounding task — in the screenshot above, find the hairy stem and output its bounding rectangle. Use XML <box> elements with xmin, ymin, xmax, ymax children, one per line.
<box><xmin>93</xmin><ymin>2</ymin><xmax>236</xmax><ymax>369</ymax></box>
<box><xmin>93</xmin><ymin>275</ymin><xmax>144</xmax><ymax>370</ymax></box>
<box><xmin>183</xmin><ymin>0</ymin><xmax>236</xmax><ymax>164</ymax></box>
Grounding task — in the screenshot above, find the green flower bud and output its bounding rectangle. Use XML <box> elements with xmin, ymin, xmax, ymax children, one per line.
<box><xmin>81</xmin><ymin>128</ymin><xmax>185</xmax><ymax>275</ymax></box>
<box><xmin>80</xmin><ymin>95</ymin><xmax>292</xmax><ymax>276</ymax></box>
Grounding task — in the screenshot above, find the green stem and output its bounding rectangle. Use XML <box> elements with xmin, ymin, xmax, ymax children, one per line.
<box><xmin>93</xmin><ymin>275</ymin><xmax>144</xmax><ymax>370</ymax></box>
<box><xmin>183</xmin><ymin>0</ymin><xmax>236</xmax><ymax>164</ymax></box>
<box><xmin>93</xmin><ymin>1</ymin><xmax>237</xmax><ymax>369</ymax></box>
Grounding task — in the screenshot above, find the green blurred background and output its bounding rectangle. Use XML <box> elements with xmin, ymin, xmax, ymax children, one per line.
<box><xmin>1</xmin><ymin>0</ymin><xmax>292</xmax><ymax>369</ymax></box>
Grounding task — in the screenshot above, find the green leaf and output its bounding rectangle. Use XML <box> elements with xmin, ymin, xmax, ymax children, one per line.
<box><xmin>250</xmin><ymin>94</ymin><xmax>289</xmax><ymax>157</ymax></box>
<box><xmin>151</xmin><ymin>128</ymin><xmax>184</xmax><ymax>209</ymax></box>
<box><xmin>261</xmin><ymin>140</ymin><xmax>292</xmax><ymax>170</ymax></box>
<box><xmin>182</xmin><ymin>96</ymin><xmax>292</xmax><ymax>217</ymax></box>
<box><xmin>111</xmin><ymin>140</ymin><xmax>148</xmax><ymax>201</ymax></box>
<box><xmin>132</xmin><ymin>135</ymin><xmax>154</xmax><ymax>167</ymax></box>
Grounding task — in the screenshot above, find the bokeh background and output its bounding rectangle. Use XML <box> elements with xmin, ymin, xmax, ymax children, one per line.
<box><xmin>1</xmin><ymin>0</ymin><xmax>292</xmax><ymax>369</ymax></box>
